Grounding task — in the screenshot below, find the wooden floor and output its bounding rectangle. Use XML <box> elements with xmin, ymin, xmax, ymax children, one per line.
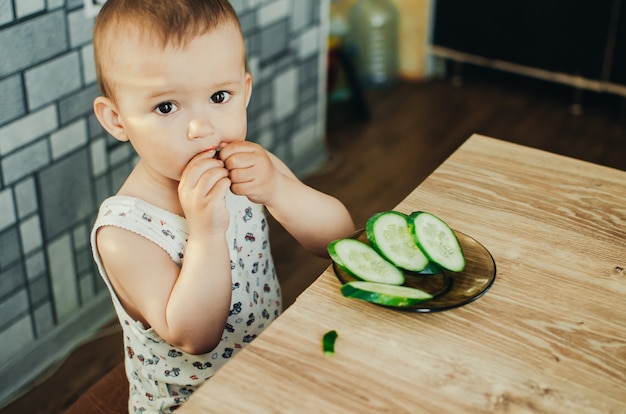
<box><xmin>4</xmin><ymin>67</ymin><xmax>625</xmax><ymax>413</ymax></box>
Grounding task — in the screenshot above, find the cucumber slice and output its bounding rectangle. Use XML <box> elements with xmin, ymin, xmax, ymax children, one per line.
<box><xmin>408</xmin><ymin>212</ymin><xmax>465</xmax><ymax>272</ymax></box>
<box><xmin>322</xmin><ymin>330</ymin><xmax>338</xmax><ymax>356</ymax></box>
<box><xmin>366</xmin><ymin>211</ymin><xmax>429</xmax><ymax>272</ymax></box>
<box><xmin>341</xmin><ymin>281</ymin><xmax>433</xmax><ymax>307</ymax></box>
<box><xmin>328</xmin><ymin>239</ymin><xmax>405</xmax><ymax>285</ymax></box>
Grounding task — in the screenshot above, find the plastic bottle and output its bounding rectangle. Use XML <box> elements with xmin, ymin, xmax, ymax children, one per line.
<box><xmin>349</xmin><ymin>0</ymin><xmax>399</xmax><ymax>87</ymax></box>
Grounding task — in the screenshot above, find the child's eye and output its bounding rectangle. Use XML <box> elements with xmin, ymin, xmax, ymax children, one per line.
<box><xmin>210</xmin><ymin>91</ymin><xmax>232</xmax><ymax>104</ymax></box>
<box><xmin>155</xmin><ymin>101</ymin><xmax>178</xmax><ymax>115</ymax></box>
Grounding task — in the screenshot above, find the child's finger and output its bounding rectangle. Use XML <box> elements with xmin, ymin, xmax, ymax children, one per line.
<box><xmin>181</xmin><ymin>156</ymin><xmax>223</xmax><ymax>187</ymax></box>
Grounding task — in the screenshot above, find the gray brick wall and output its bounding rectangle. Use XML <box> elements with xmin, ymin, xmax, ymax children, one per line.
<box><xmin>0</xmin><ymin>0</ymin><xmax>329</xmax><ymax>404</ymax></box>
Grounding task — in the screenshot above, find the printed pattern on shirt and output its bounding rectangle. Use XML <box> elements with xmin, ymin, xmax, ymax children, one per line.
<box><xmin>91</xmin><ymin>193</ymin><xmax>282</xmax><ymax>413</ymax></box>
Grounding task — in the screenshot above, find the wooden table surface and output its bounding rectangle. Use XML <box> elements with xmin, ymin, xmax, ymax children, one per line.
<box><xmin>179</xmin><ymin>134</ymin><xmax>626</xmax><ymax>413</ymax></box>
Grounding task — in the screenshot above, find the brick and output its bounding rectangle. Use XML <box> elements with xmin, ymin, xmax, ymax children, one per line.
<box><xmin>259</xmin><ymin>20</ymin><xmax>289</xmax><ymax>62</ymax></box>
<box><xmin>0</xmin><ymin>316</ymin><xmax>34</xmax><ymax>367</ymax></box>
<box><xmin>297</xmin><ymin>26</ymin><xmax>320</xmax><ymax>60</ymax></box>
<box><xmin>81</xmin><ymin>44</ymin><xmax>97</xmax><ymax>85</ymax></box>
<box><xmin>88</xmin><ymin>113</ymin><xmax>106</xmax><ymax>140</ymax></box>
<box><xmin>67</xmin><ymin>0</ymin><xmax>84</xmax><ymax>9</ymax></box>
<box><xmin>28</xmin><ymin>275</ymin><xmax>50</xmax><ymax>306</ymax></box>
<box><xmin>296</xmin><ymin>100</ymin><xmax>317</xmax><ymax>126</ymax></box>
<box><xmin>257</xmin><ymin>0</ymin><xmax>290</xmax><ymax>27</ymax></box>
<box><xmin>14</xmin><ymin>177</ymin><xmax>38</xmax><ymax>219</ymax></box>
<box><xmin>0</xmin><ymin>289</ymin><xmax>29</xmax><ymax>327</ymax></box>
<box><xmin>90</xmin><ymin>137</ymin><xmax>108</xmax><ymax>176</ymax></box>
<box><xmin>256</xmin><ymin>129</ymin><xmax>274</xmax><ymax>149</ymax></box>
<box><xmin>15</xmin><ymin>0</ymin><xmax>45</xmax><ymax>18</ymax></box>
<box><xmin>0</xmin><ymin>11</ymin><xmax>67</xmax><ymax>77</ymax></box>
<box><xmin>298</xmin><ymin>77</ymin><xmax>318</xmax><ymax>105</ymax></box>
<box><xmin>0</xmin><ymin>75</ymin><xmax>25</xmax><ymax>125</ymax></box>
<box><xmin>109</xmin><ymin>143</ymin><xmax>133</xmax><ymax>166</ymax></box>
<box><xmin>26</xmin><ymin>52</ymin><xmax>82</xmax><ymax>111</ymax></box>
<box><xmin>272</xmin><ymin>142</ymin><xmax>289</xmax><ymax>164</ymax></box>
<box><xmin>291</xmin><ymin>0</ymin><xmax>313</xmax><ymax>32</ymax></box>
<box><xmin>273</xmin><ymin>54</ymin><xmax>294</xmax><ymax>73</ymax></box>
<box><xmin>59</xmin><ymin>84</ymin><xmax>99</xmax><ymax>124</ymax></box>
<box><xmin>299</xmin><ymin>55</ymin><xmax>319</xmax><ymax>84</ymax></box>
<box><xmin>0</xmin><ymin>0</ymin><xmax>13</xmax><ymax>25</ymax></box>
<box><xmin>247</xmin><ymin>55</ymin><xmax>260</xmax><ymax>82</ymax></box>
<box><xmin>272</xmin><ymin>67</ymin><xmax>297</xmax><ymax>120</ymax></box>
<box><xmin>94</xmin><ymin>271</ymin><xmax>107</xmax><ymax>293</ymax></box>
<box><xmin>247</xmin><ymin>81</ymin><xmax>271</xmax><ymax>117</ymax></box>
<box><xmin>48</xmin><ymin>0</ymin><xmax>65</xmax><ymax>9</ymax></box>
<box><xmin>19</xmin><ymin>214</ymin><xmax>43</xmax><ymax>255</ymax></box>
<box><xmin>246</xmin><ymin>32</ymin><xmax>260</xmax><ymax>63</ymax></box>
<box><xmin>25</xmin><ymin>250</ymin><xmax>46</xmax><ymax>281</ymax></box>
<box><xmin>0</xmin><ymin>261</ymin><xmax>24</xmax><ymax>298</ymax></box>
<box><xmin>257</xmin><ymin>110</ymin><xmax>273</xmax><ymax>132</ymax></box>
<box><xmin>39</xmin><ymin>149</ymin><xmax>94</xmax><ymax>240</ymax></box>
<box><xmin>274</xmin><ymin>116</ymin><xmax>292</xmax><ymax>145</ymax></box>
<box><xmin>79</xmin><ymin>271</ymin><xmax>95</xmax><ymax>303</ymax></box>
<box><xmin>311</xmin><ymin>0</ymin><xmax>321</xmax><ymax>22</ymax></box>
<box><xmin>238</xmin><ymin>10</ymin><xmax>255</xmax><ymax>38</ymax></box>
<box><xmin>0</xmin><ymin>187</ymin><xmax>16</xmax><ymax>231</ymax></box>
<box><xmin>33</xmin><ymin>301</ymin><xmax>55</xmax><ymax>337</ymax></box>
<box><xmin>47</xmin><ymin>234</ymin><xmax>79</xmax><ymax>322</ymax></box>
<box><xmin>76</xmin><ymin>248</ymin><xmax>91</xmax><ymax>275</ymax></box>
<box><xmin>72</xmin><ymin>223</ymin><xmax>89</xmax><ymax>250</ymax></box>
<box><xmin>94</xmin><ymin>174</ymin><xmax>112</xmax><ymax>205</ymax></box>
<box><xmin>291</xmin><ymin>122</ymin><xmax>319</xmax><ymax>158</ymax></box>
<box><xmin>2</xmin><ymin>140</ymin><xmax>50</xmax><ymax>185</ymax></box>
<box><xmin>0</xmin><ymin>105</ymin><xmax>57</xmax><ymax>156</ymax></box>
<box><xmin>50</xmin><ymin>119</ymin><xmax>88</xmax><ymax>160</ymax></box>
<box><xmin>111</xmin><ymin>161</ymin><xmax>132</xmax><ymax>192</ymax></box>
<box><xmin>68</xmin><ymin>8</ymin><xmax>94</xmax><ymax>47</ymax></box>
<box><xmin>0</xmin><ymin>227</ymin><xmax>20</xmax><ymax>268</ymax></box>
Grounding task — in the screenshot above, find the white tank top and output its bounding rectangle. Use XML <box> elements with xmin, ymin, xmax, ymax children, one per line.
<box><xmin>90</xmin><ymin>191</ymin><xmax>282</xmax><ymax>413</ymax></box>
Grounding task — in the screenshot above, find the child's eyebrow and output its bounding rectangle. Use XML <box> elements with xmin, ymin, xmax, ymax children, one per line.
<box><xmin>210</xmin><ymin>79</ymin><xmax>241</xmax><ymax>89</ymax></box>
<box><xmin>146</xmin><ymin>89</ymin><xmax>177</xmax><ymax>100</ymax></box>
<box><xmin>145</xmin><ymin>80</ymin><xmax>241</xmax><ymax>100</ymax></box>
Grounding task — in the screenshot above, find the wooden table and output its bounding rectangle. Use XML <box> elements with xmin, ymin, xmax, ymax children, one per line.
<box><xmin>179</xmin><ymin>135</ymin><xmax>626</xmax><ymax>413</ymax></box>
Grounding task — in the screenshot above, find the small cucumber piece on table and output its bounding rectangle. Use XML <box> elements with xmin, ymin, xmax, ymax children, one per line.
<box><xmin>408</xmin><ymin>211</ymin><xmax>465</xmax><ymax>272</ymax></box>
<box><xmin>322</xmin><ymin>330</ymin><xmax>338</xmax><ymax>356</ymax></box>
<box><xmin>341</xmin><ymin>281</ymin><xmax>433</xmax><ymax>307</ymax></box>
<box><xmin>366</xmin><ymin>211</ymin><xmax>429</xmax><ymax>272</ymax></box>
<box><xmin>328</xmin><ymin>239</ymin><xmax>405</xmax><ymax>285</ymax></box>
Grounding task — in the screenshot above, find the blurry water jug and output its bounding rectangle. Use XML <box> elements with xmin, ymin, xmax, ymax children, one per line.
<box><xmin>350</xmin><ymin>0</ymin><xmax>399</xmax><ymax>87</ymax></box>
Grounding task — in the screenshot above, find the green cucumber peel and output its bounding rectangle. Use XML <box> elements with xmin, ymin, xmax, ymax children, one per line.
<box><xmin>341</xmin><ymin>281</ymin><xmax>433</xmax><ymax>307</ymax></box>
<box><xmin>322</xmin><ymin>330</ymin><xmax>338</xmax><ymax>356</ymax></box>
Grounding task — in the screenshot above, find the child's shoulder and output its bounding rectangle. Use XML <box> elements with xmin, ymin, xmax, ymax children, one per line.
<box><xmin>96</xmin><ymin>195</ymin><xmax>184</xmax><ymax>223</ymax></box>
<box><xmin>93</xmin><ymin>195</ymin><xmax>188</xmax><ymax>263</ymax></box>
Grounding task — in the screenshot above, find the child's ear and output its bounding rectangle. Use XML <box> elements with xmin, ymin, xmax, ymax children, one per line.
<box><xmin>93</xmin><ymin>96</ymin><xmax>129</xmax><ymax>142</ymax></box>
<box><xmin>244</xmin><ymin>73</ymin><xmax>253</xmax><ymax>108</ymax></box>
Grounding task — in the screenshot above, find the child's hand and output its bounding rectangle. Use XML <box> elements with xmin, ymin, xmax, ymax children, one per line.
<box><xmin>218</xmin><ymin>141</ymin><xmax>279</xmax><ymax>204</ymax></box>
<box><xmin>178</xmin><ymin>150</ymin><xmax>231</xmax><ymax>234</ymax></box>
<box><xmin>220</xmin><ymin>141</ymin><xmax>355</xmax><ymax>258</ymax></box>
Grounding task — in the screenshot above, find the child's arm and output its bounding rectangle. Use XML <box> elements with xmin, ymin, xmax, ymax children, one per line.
<box><xmin>220</xmin><ymin>141</ymin><xmax>355</xmax><ymax>257</ymax></box>
<box><xmin>96</xmin><ymin>152</ymin><xmax>234</xmax><ymax>355</ymax></box>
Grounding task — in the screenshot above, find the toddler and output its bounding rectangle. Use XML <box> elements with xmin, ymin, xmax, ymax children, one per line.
<box><xmin>90</xmin><ymin>0</ymin><xmax>355</xmax><ymax>412</ymax></box>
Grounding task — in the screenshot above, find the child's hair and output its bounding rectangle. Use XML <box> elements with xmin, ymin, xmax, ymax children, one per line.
<box><xmin>93</xmin><ymin>0</ymin><xmax>245</xmax><ymax>100</ymax></box>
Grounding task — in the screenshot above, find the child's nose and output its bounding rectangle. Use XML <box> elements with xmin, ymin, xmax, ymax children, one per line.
<box><xmin>187</xmin><ymin>112</ymin><xmax>215</xmax><ymax>140</ymax></box>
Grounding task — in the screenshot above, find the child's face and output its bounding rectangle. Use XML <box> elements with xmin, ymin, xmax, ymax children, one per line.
<box><xmin>103</xmin><ymin>22</ymin><xmax>251</xmax><ymax>182</ymax></box>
